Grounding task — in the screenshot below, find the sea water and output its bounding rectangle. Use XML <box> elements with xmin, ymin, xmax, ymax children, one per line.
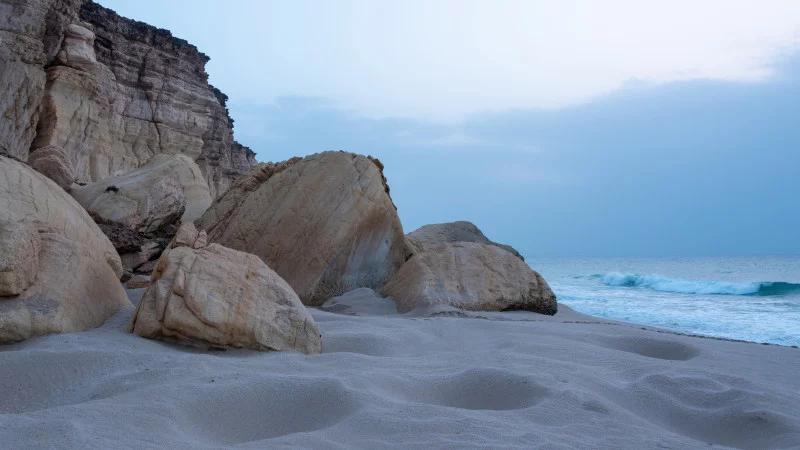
<box><xmin>532</xmin><ymin>256</ymin><xmax>800</xmax><ymax>347</ymax></box>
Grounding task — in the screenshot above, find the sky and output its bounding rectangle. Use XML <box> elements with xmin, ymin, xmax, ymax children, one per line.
<box><xmin>100</xmin><ymin>0</ymin><xmax>800</xmax><ymax>257</ymax></box>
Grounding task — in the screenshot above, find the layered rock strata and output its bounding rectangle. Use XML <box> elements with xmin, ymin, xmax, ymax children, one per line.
<box><xmin>1</xmin><ymin>0</ymin><xmax>255</xmax><ymax>198</ymax></box>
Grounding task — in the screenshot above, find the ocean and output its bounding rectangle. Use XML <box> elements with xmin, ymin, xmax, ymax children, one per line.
<box><xmin>532</xmin><ymin>256</ymin><xmax>800</xmax><ymax>347</ymax></box>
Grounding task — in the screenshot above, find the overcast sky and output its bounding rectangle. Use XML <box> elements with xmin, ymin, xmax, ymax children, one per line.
<box><xmin>100</xmin><ymin>0</ymin><xmax>800</xmax><ymax>257</ymax></box>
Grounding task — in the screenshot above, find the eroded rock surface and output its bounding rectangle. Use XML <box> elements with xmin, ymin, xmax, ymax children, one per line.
<box><xmin>1</xmin><ymin>0</ymin><xmax>255</xmax><ymax>197</ymax></box>
<box><xmin>129</xmin><ymin>223</ymin><xmax>321</xmax><ymax>354</ymax></box>
<box><xmin>382</xmin><ymin>242</ymin><xmax>556</xmax><ymax>315</ymax></box>
<box><xmin>0</xmin><ymin>0</ymin><xmax>83</xmax><ymax>161</ymax></box>
<box><xmin>0</xmin><ymin>156</ymin><xmax>131</xmax><ymax>343</ymax></box>
<box><xmin>197</xmin><ymin>151</ymin><xmax>407</xmax><ymax>306</ymax></box>
<box><xmin>407</xmin><ymin>221</ymin><xmax>524</xmax><ymax>260</ymax></box>
<box><xmin>0</xmin><ymin>220</ymin><xmax>41</xmax><ymax>297</ymax></box>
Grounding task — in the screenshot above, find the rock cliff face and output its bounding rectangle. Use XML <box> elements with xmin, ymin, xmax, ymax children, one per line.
<box><xmin>0</xmin><ymin>0</ymin><xmax>83</xmax><ymax>161</ymax></box>
<box><xmin>1</xmin><ymin>0</ymin><xmax>255</xmax><ymax>198</ymax></box>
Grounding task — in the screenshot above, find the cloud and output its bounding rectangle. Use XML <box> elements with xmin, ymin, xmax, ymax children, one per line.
<box><xmin>229</xmin><ymin>53</ymin><xmax>800</xmax><ymax>256</ymax></box>
<box><xmin>102</xmin><ymin>0</ymin><xmax>800</xmax><ymax>122</ymax></box>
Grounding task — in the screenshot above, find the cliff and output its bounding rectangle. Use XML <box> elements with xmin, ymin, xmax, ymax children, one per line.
<box><xmin>0</xmin><ymin>0</ymin><xmax>255</xmax><ymax>198</ymax></box>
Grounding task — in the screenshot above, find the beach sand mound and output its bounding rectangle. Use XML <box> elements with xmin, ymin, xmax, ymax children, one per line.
<box><xmin>1</xmin><ymin>288</ymin><xmax>798</xmax><ymax>448</ymax></box>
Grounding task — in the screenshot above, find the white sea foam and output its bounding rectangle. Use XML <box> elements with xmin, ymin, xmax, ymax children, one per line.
<box><xmin>600</xmin><ymin>272</ymin><xmax>799</xmax><ymax>296</ymax></box>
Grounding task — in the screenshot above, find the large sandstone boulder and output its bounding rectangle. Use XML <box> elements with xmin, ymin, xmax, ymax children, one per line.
<box><xmin>0</xmin><ymin>156</ymin><xmax>131</xmax><ymax>343</ymax></box>
<box><xmin>197</xmin><ymin>151</ymin><xmax>407</xmax><ymax>306</ymax></box>
<box><xmin>382</xmin><ymin>242</ymin><xmax>557</xmax><ymax>315</ymax></box>
<box><xmin>71</xmin><ymin>154</ymin><xmax>212</xmax><ymax>231</ymax></box>
<box><xmin>407</xmin><ymin>221</ymin><xmax>525</xmax><ymax>260</ymax></box>
<box><xmin>128</xmin><ymin>223</ymin><xmax>321</xmax><ymax>354</ymax></box>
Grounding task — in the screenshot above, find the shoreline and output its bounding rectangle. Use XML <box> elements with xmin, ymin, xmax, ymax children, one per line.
<box><xmin>1</xmin><ymin>287</ymin><xmax>799</xmax><ymax>448</ymax></box>
<box><xmin>556</xmin><ymin>303</ymin><xmax>800</xmax><ymax>349</ymax></box>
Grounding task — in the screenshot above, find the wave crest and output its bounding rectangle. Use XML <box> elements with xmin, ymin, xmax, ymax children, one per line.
<box><xmin>600</xmin><ymin>272</ymin><xmax>800</xmax><ymax>296</ymax></box>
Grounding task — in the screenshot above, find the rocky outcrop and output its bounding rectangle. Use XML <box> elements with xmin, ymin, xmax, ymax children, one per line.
<box><xmin>1</xmin><ymin>0</ymin><xmax>255</xmax><ymax>198</ymax></box>
<box><xmin>71</xmin><ymin>154</ymin><xmax>212</xmax><ymax>231</ymax></box>
<box><xmin>0</xmin><ymin>156</ymin><xmax>132</xmax><ymax>343</ymax></box>
<box><xmin>382</xmin><ymin>242</ymin><xmax>556</xmax><ymax>315</ymax></box>
<box><xmin>129</xmin><ymin>223</ymin><xmax>321</xmax><ymax>354</ymax></box>
<box><xmin>197</xmin><ymin>151</ymin><xmax>407</xmax><ymax>306</ymax></box>
<box><xmin>407</xmin><ymin>221</ymin><xmax>525</xmax><ymax>260</ymax></box>
<box><xmin>0</xmin><ymin>0</ymin><xmax>83</xmax><ymax>160</ymax></box>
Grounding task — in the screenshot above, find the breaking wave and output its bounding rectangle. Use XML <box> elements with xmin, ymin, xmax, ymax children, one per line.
<box><xmin>600</xmin><ymin>272</ymin><xmax>800</xmax><ymax>296</ymax></box>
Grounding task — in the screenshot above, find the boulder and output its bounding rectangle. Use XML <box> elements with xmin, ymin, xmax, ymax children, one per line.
<box><xmin>71</xmin><ymin>154</ymin><xmax>214</xmax><ymax>233</ymax></box>
<box><xmin>0</xmin><ymin>156</ymin><xmax>131</xmax><ymax>343</ymax></box>
<box><xmin>382</xmin><ymin>242</ymin><xmax>556</xmax><ymax>315</ymax></box>
<box><xmin>197</xmin><ymin>151</ymin><xmax>407</xmax><ymax>306</ymax></box>
<box><xmin>28</xmin><ymin>145</ymin><xmax>75</xmax><ymax>191</ymax></box>
<box><xmin>407</xmin><ymin>221</ymin><xmax>524</xmax><ymax>260</ymax></box>
<box><xmin>128</xmin><ymin>225</ymin><xmax>322</xmax><ymax>354</ymax></box>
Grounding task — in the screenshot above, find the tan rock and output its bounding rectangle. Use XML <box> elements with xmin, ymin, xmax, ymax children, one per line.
<box><xmin>0</xmin><ymin>155</ymin><xmax>131</xmax><ymax>343</ymax></box>
<box><xmin>28</xmin><ymin>145</ymin><xmax>74</xmax><ymax>191</ymax></box>
<box><xmin>55</xmin><ymin>23</ymin><xmax>97</xmax><ymax>70</ymax></box>
<box><xmin>192</xmin><ymin>230</ymin><xmax>207</xmax><ymax>249</ymax></box>
<box><xmin>1</xmin><ymin>0</ymin><xmax>254</xmax><ymax>197</ymax></box>
<box><xmin>125</xmin><ymin>275</ymin><xmax>150</xmax><ymax>290</ymax></box>
<box><xmin>197</xmin><ymin>151</ymin><xmax>407</xmax><ymax>306</ymax></box>
<box><xmin>172</xmin><ymin>222</ymin><xmax>202</xmax><ymax>249</ymax></box>
<box><xmin>407</xmin><ymin>221</ymin><xmax>525</xmax><ymax>260</ymax></box>
<box><xmin>0</xmin><ymin>220</ymin><xmax>41</xmax><ymax>297</ymax></box>
<box><xmin>0</xmin><ymin>0</ymin><xmax>83</xmax><ymax>162</ymax></box>
<box><xmin>382</xmin><ymin>242</ymin><xmax>557</xmax><ymax>315</ymax></box>
<box><xmin>71</xmin><ymin>154</ymin><xmax>213</xmax><ymax>232</ymax></box>
<box><xmin>129</xmin><ymin>243</ymin><xmax>322</xmax><ymax>354</ymax></box>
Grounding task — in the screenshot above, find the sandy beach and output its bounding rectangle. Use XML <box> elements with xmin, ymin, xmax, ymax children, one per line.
<box><xmin>1</xmin><ymin>287</ymin><xmax>798</xmax><ymax>449</ymax></box>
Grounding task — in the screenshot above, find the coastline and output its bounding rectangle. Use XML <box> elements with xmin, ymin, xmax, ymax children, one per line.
<box><xmin>557</xmin><ymin>303</ymin><xmax>800</xmax><ymax>349</ymax></box>
<box><xmin>2</xmin><ymin>287</ymin><xmax>798</xmax><ymax>448</ymax></box>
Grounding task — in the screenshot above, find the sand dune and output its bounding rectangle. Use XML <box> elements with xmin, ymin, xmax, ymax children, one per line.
<box><xmin>1</xmin><ymin>287</ymin><xmax>798</xmax><ymax>449</ymax></box>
